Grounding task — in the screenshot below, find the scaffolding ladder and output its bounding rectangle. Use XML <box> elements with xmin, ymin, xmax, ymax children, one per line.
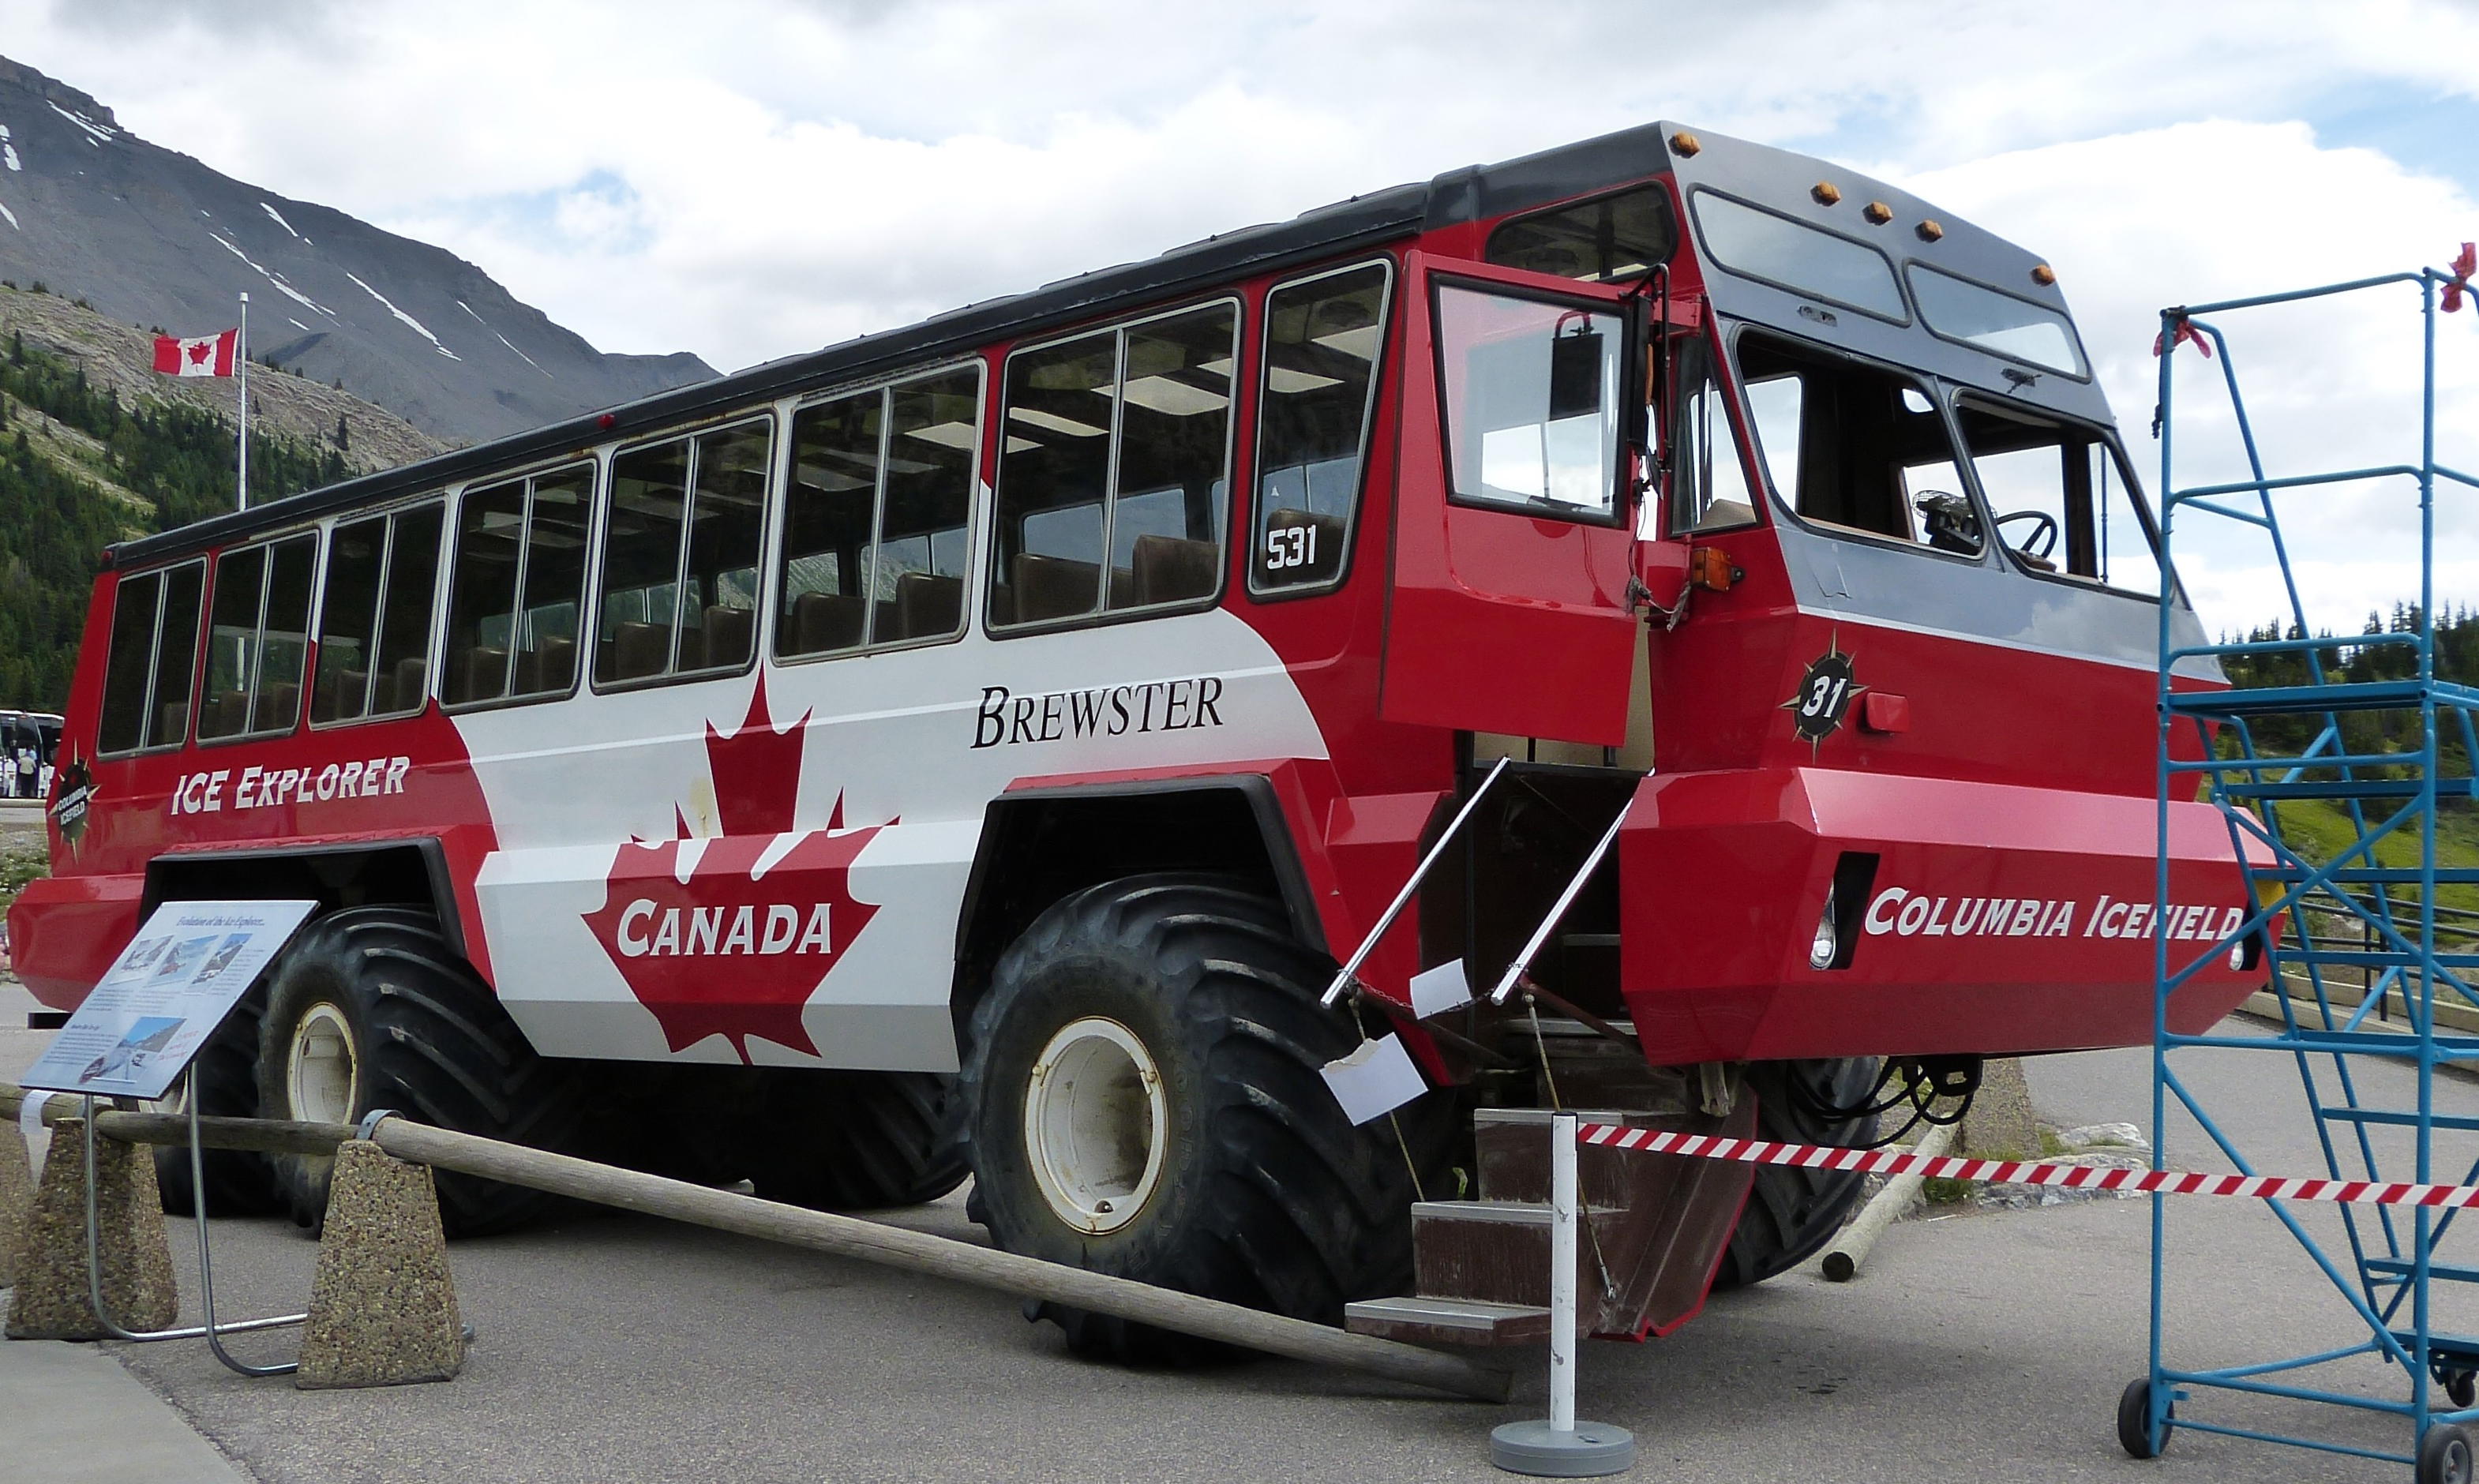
<box><xmin>2136</xmin><ymin>264</ymin><xmax>2479</xmax><ymax>1479</ymax></box>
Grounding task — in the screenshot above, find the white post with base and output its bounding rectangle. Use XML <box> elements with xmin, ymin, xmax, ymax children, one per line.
<box><xmin>1491</xmin><ymin>1111</ymin><xmax>1635</xmax><ymax>1476</ymax></box>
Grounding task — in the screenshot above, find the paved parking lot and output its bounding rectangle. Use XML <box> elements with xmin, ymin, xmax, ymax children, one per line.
<box><xmin>11</xmin><ymin>972</ymin><xmax>2479</xmax><ymax>1482</ymax></box>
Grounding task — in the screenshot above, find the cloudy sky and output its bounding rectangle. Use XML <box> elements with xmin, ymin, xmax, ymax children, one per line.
<box><xmin>7</xmin><ymin>0</ymin><xmax>2479</xmax><ymax>632</ymax></box>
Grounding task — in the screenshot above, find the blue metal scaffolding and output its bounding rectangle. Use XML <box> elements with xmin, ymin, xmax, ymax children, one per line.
<box><xmin>2136</xmin><ymin>264</ymin><xmax>2479</xmax><ymax>1478</ymax></box>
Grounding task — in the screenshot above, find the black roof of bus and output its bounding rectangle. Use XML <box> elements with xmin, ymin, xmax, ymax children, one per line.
<box><xmin>109</xmin><ymin>120</ymin><xmax>2080</xmax><ymax>568</ymax></box>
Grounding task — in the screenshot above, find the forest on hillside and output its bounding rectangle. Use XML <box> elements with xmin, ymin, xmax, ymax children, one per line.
<box><xmin>0</xmin><ymin>330</ymin><xmax>346</xmax><ymax>710</ymax></box>
<box><xmin>2217</xmin><ymin>605</ymin><xmax>2479</xmax><ymax>775</ymax></box>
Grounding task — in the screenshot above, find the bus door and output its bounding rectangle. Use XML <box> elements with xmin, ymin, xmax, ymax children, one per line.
<box><xmin>1380</xmin><ymin>253</ymin><xmax>1652</xmax><ymax>746</ymax></box>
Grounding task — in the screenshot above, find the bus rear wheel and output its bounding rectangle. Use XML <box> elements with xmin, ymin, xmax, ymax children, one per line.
<box><xmin>747</xmin><ymin>1070</ymin><xmax>969</xmax><ymax>1209</ymax></box>
<box><xmin>959</xmin><ymin>873</ymin><xmax>1442</xmax><ymax>1365</ymax></box>
<box><xmin>255</xmin><ymin>907</ymin><xmax>585</xmax><ymax>1237</ymax></box>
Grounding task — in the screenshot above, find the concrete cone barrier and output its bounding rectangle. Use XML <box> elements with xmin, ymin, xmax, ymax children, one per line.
<box><xmin>296</xmin><ymin>1139</ymin><xmax>463</xmax><ymax>1388</ymax></box>
<box><xmin>1962</xmin><ymin>1056</ymin><xmax>2041</xmax><ymax>1158</ymax></box>
<box><xmin>5</xmin><ymin>1119</ymin><xmax>178</xmax><ymax>1339</ymax></box>
<box><xmin>0</xmin><ymin>1117</ymin><xmax>33</xmax><ymax>1287</ymax></box>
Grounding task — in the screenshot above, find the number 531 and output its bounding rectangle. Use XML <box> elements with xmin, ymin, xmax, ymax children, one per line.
<box><xmin>1263</xmin><ymin>523</ymin><xmax>1318</xmax><ymax>571</ymax></box>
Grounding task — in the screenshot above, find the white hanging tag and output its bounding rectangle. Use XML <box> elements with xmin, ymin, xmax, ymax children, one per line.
<box><xmin>1320</xmin><ymin>1033</ymin><xmax>1428</xmax><ymax>1125</ymax></box>
<box><xmin>1408</xmin><ymin>958</ymin><xmax>1474</xmax><ymax>1019</ymax></box>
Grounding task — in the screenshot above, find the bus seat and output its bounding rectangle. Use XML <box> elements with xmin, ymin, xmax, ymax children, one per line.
<box><xmin>1131</xmin><ymin>534</ymin><xmax>1220</xmax><ymax>605</ymax></box>
<box><xmin>894</xmin><ymin>572</ymin><xmax>962</xmax><ymax>639</ymax></box>
<box><xmin>1013</xmin><ymin>553</ymin><xmax>1100</xmax><ymax>623</ymax></box>
<box><xmin>317</xmin><ymin>669</ymin><xmax>367</xmax><ymax>724</ymax></box>
<box><xmin>210</xmin><ymin>690</ymin><xmax>249</xmax><ymax>737</ymax></box>
<box><xmin>702</xmin><ymin>605</ymin><xmax>754</xmax><ymax>669</ymax></box>
<box><xmin>792</xmin><ymin>591</ymin><xmax>867</xmax><ymax>654</ymax></box>
<box><xmin>609</xmin><ymin>621</ymin><xmax>669</xmax><ymax>682</ymax></box>
<box><xmin>368</xmin><ymin>669</ymin><xmax>394</xmax><ymax>717</ymax></box>
<box><xmin>522</xmin><ymin>635</ymin><xmax>576</xmax><ymax>695</ymax></box>
<box><xmin>157</xmin><ymin>701</ymin><xmax>188</xmax><ymax>745</ymax></box>
<box><xmin>393</xmin><ymin>657</ymin><xmax>427</xmax><ymax>713</ymax></box>
<box><xmin>455</xmin><ymin>647</ymin><xmax>509</xmax><ymax>704</ymax></box>
<box><xmin>255</xmin><ymin>682</ymin><xmax>299</xmax><ymax>733</ymax></box>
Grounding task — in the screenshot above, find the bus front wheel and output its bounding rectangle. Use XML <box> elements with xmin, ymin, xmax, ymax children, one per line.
<box><xmin>255</xmin><ymin>907</ymin><xmax>585</xmax><ymax>1237</ymax></box>
<box><xmin>958</xmin><ymin>873</ymin><xmax>1442</xmax><ymax>1364</ymax></box>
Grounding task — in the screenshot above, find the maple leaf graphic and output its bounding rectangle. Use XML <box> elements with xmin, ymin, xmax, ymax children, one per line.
<box><xmin>582</xmin><ymin>676</ymin><xmax>887</xmax><ymax>1062</ymax></box>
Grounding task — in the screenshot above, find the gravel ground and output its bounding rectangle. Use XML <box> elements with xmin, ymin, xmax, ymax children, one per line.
<box><xmin>10</xmin><ymin>973</ymin><xmax>2479</xmax><ymax>1482</ymax></box>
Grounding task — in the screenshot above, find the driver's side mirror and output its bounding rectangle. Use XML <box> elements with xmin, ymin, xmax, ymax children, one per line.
<box><xmin>1549</xmin><ymin>327</ymin><xmax>1605</xmax><ymax>421</ymax></box>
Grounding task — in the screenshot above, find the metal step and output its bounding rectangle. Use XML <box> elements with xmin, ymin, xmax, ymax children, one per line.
<box><xmin>2252</xmin><ymin>866</ymin><xmax>2479</xmax><ymax>886</ymax></box>
<box><xmin>2365</xmin><ymin>1259</ymin><xmax>2479</xmax><ymax>1287</ymax></box>
<box><xmin>1344</xmin><ymin>1295</ymin><xmax>1551</xmax><ymax>1347</ymax></box>
<box><xmin>2220</xmin><ymin>777</ymin><xmax>2474</xmax><ymax>801</ymax></box>
<box><xmin>1412</xmin><ymin>1199</ymin><xmax>1624</xmax><ymax>1225</ymax></box>
<box><xmin>2279</xmin><ymin>949</ymin><xmax>2479</xmax><ymax>970</ymax></box>
<box><xmin>2316</xmin><ymin>1107</ymin><xmax>2479</xmax><ymax>1132</ymax></box>
<box><xmin>2170</xmin><ymin>679</ymin><xmax>2479</xmax><ymax>718</ymax></box>
<box><xmin>1472</xmin><ymin>1107</ymin><xmax>1641</xmax><ymax>1128</ymax></box>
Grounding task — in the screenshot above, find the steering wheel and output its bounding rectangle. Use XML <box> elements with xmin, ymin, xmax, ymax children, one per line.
<box><xmin>1994</xmin><ymin>509</ymin><xmax>2060</xmax><ymax>561</ymax></box>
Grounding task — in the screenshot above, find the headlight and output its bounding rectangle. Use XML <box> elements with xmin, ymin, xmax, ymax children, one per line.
<box><xmin>1810</xmin><ymin>895</ymin><xmax>1840</xmax><ymax>970</ymax></box>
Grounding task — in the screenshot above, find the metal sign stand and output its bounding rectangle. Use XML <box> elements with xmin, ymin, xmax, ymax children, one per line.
<box><xmin>77</xmin><ymin>1070</ymin><xmax>303</xmax><ymax>1376</ymax></box>
<box><xmin>1491</xmin><ymin>1111</ymin><xmax>1634</xmax><ymax>1476</ymax></box>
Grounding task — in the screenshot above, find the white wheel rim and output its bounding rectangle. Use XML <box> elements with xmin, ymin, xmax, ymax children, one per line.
<box><xmin>1023</xmin><ymin>1016</ymin><xmax>1167</xmax><ymax>1235</ymax></box>
<box><xmin>287</xmin><ymin>1002</ymin><xmax>358</xmax><ymax>1126</ymax></box>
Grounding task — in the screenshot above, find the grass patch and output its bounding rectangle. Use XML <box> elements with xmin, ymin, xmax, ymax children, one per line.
<box><xmin>0</xmin><ymin>840</ymin><xmax>48</xmax><ymax>916</ymax></box>
<box><xmin>2260</xmin><ymin>797</ymin><xmax>2479</xmax><ymax>920</ymax></box>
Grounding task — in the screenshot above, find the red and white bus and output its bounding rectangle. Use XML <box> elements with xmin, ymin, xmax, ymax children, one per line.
<box><xmin>12</xmin><ymin>120</ymin><xmax>2261</xmax><ymax>1355</ymax></box>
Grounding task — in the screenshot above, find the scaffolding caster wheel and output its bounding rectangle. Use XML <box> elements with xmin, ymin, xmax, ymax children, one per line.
<box><xmin>2446</xmin><ymin>1369</ymin><xmax>2478</xmax><ymax>1411</ymax></box>
<box><xmin>2422</xmin><ymin>1424</ymin><xmax>2475</xmax><ymax>1484</ymax></box>
<box><xmin>2117</xmin><ymin>1377</ymin><xmax>2172</xmax><ymax>1460</ymax></box>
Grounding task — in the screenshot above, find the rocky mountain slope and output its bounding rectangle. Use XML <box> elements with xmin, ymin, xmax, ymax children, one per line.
<box><xmin>0</xmin><ymin>55</ymin><xmax>714</xmax><ymax>446</ymax></box>
<box><xmin>0</xmin><ymin>283</ymin><xmax>445</xmax><ymax>709</ymax></box>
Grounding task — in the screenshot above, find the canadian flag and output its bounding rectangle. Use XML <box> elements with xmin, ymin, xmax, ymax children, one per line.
<box><xmin>152</xmin><ymin>328</ymin><xmax>238</xmax><ymax>377</ymax></box>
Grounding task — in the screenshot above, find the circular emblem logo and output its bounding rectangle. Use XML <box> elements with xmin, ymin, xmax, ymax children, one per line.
<box><xmin>1783</xmin><ymin>645</ymin><xmax>1864</xmax><ymax>747</ymax></box>
<box><xmin>50</xmin><ymin>755</ymin><xmax>92</xmax><ymax>853</ymax></box>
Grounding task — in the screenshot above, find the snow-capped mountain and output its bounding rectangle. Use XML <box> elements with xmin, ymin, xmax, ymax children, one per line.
<box><xmin>0</xmin><ymin>55</ymin><xmax>714</xmax><ymax>445</ymax></box>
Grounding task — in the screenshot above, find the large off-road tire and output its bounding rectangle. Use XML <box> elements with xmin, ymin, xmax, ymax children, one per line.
<box><xmin>255</xmin><ymin>907</ymin><xmax>586</xmax><ymax>1237</ymax></box>
<box><xmin>960</xmin><ymin>874</ymin><xmax>1448</xmax><ymax>1365</ymax></box>
<box><xmin>152</xmin><ymin>982</ymin><xmax>282</xmax><ymax>1216</ymax></box>
<box><xmin>748</xmin><ymin>1070</ymin><xmax>969</xmax><ymax>1209</ymax></box>
<box><xmin>1712</xmin><ymin>1056</ymin><xmax>1881</xmax><ymax>1288</ymax></box>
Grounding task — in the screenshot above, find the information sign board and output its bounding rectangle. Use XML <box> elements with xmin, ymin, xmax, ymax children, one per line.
<box><xmin>19</xmin><ymin>899</ymin><xmax>320</xmax><ymax>1100</ymax></box>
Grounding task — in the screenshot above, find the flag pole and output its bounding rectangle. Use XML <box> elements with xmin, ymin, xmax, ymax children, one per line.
<box><xmin>235</xmin><ymin>292</ymin><xmax>249</xmax><ymax>511</ymax></box>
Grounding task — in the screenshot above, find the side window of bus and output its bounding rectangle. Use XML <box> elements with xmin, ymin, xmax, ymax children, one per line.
<box><xmin>777</xmin><ymin>365</ymin><xmax>980</xmax><ymax>659</ymax></box>
<box><xmin>1732</xmin><ymin>333</ymin><xmax>1982</xmax><ymax>556</ymax></box>
<box><xmin>597</xmin><ymin>422</ymin><xmax>771</xmax><ymax>687</ymax></box>
<box><xmin>197</xmin><ymin>534</ymin><xmax>316</xmax><ymax>742</ymax></box>
<box><xmin>445</xmin><ymin>467</ymin><xmax>592</xmax><ymax>707</ymax></box>
<box><xmin>1954</xmin><ymin>399</ymin><xmax>2161</xmax><ymax>596</ymax></box>
<box><xmin>313</xmin><ymin>502</ymin><xmax>444</xmax><ymax>725</ymax></box>
<box><xmin>1667</xmin><ymin>338</ymin><xmax>1762</xmax><ymax>536</ymax></box>
<box><xmin>1252</xmin><ymin>262</ymin><xmax>1390</xmax><ymax>594</ymax></box>
<box><xmin>1483</xmin><ymin>185</ymin><xmax>1678</xmax><ymax>283</ymax></box>
<box><xmin>96</xmin><ymin>561</ymin><xmax>204</xmax><ymax>755</ymax></box>
<box><xmin>989</xmin><ymin>302</ymin><xmax>1237</xmax><ymax>628</ymax></box>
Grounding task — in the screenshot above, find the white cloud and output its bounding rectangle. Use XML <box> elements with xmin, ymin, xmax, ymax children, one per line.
<box><xmin>1903</xmin><ymin>120</ymin><xmax>2479</xmax><ymax>634</ymax></box>
<box><xmin>6</xmin><ymin>0</ymin><xmax>2479</xmax><ymax>626</ymax></box>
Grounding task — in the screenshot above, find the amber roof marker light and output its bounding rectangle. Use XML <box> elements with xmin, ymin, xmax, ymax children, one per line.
<box><xmin>1915</xmin><ymin>219</ymin><xmax>1945</xmax><ymax>242</ymax></box>
<box><xmin>1669</xmin><ymin>130</ymin><xmax>1701</xmax><ymax>157</ymax></box>
<box><xmin>2031</xmin><ymin>264</ymin><xmax>2057</xmax><ymax>286</ymax></box>
<box><xmin>1811</xmin><ymin>182</ymin><xmax>1843</xmax><ymax>207</ymax></box>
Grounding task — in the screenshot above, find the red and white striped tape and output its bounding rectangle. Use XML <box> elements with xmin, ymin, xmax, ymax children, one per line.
<box><xmin>1577</xmin><ymin>1122</ymin><xmax>2479</xmax><ymax>1209</ymax></box>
